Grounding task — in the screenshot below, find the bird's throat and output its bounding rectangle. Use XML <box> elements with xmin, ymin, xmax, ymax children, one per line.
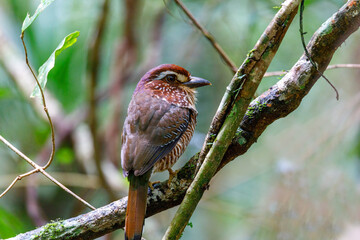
<box><xmin>145</xmin><ymin>80</ymin><xmax>196</xmax><ymax>108</ymax></box>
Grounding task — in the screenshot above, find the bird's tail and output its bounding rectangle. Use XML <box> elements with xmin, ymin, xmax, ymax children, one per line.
<box><xmin>125</xmin><ymin>171</ymin><xmax>151</xmax><ymax>240</ymax></box>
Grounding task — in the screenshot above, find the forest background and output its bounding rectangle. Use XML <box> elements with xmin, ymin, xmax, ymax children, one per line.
<box><xmin>0</xmin><ymin>0</ymin><xmax>360</xmax><ymax>239</ymax></box>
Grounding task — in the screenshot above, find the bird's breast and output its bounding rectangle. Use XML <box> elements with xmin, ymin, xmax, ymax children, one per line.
<box><xmin>144</xmin><ymin>80</ymin><xmax>196</xmax><ymax>109</ymax></box>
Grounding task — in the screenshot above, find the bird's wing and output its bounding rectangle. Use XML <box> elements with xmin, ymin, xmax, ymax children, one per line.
<box><xmin>121</xmin><ymin>92</ymin><xmax>194</xmax><ymax>176</ymax></box>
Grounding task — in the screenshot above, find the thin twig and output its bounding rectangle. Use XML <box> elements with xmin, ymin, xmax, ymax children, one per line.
<box><xmin>0</xmin><ymin>29</ymin><xmax>95</xmax><ymax>211</ymax></box>
<box><xmin>264</xmin><ymin>64</ymin><xmax>360</xmax><ymax>77</ymax></box>
<box><xmin>20</xmin><ymin>32</ymin><xmax>55</xmax><ymax>169</ymax></box>
<box><xmin>299</xmin><ymin>0</ymin><xmax>339</xmax><ymax>100</ymax></box>
<box><xmin>0</xmin><ymin>135</ymin><xmax>96</xmax><ymax>210</ymax></box>
<box><xmin>326</xmin><ymin>63</ymin><xmax>360</xmax><ymax>70</ymax></box>
<box><xmin>0</xmin><ymin>173</ymin><xmax>100</xmax><ymax>189</ymax></box>
<box><xmin>164</xmin><ymin>1</ymin><xmax>300</xmax><ymax>239</ymax></box>
<box><xmin>174</xmin><ymin>0</ymin><xmax>238</xmax><ymax>73</ymax></box>
<box><xmin>0</xmin><ymin>169</ymin><xmax>39</xmax><ymax>198</ymax></box>
<box><xmin>17</xmin><ymin>29</ymin><xmax>58</xmax><ymax>223</ymax></box>
<box><xmin>40</xmin><ymin>169</ymin><xmax>96</xmax><ymax>210</ymax></box>
<box><xmin>223</xmin><ymin>0</ymin><xmax>360</xmax><ymax>168</ymax></box>
<box><xmin>0</xmin><ymin>30</ymin><xmax>64</xmax><ymax>122</ymax></box>
<box><xmin>264</xmin><ymin>70</ymin><xmax>288</xmax><ymax>77</ymax></box>
<box><xmin>7</xmin><ymin>1</ymin><xmax>360</xmax><ymax>238</ymax></box>
<box><xmin>197</xmin><ymin>0</ymin><xmax>301</xmax><ymax>171</ymax></box>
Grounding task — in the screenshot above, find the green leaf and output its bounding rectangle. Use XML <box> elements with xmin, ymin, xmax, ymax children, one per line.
<box><xmin>21</xmin><ymin>0</ymin><xmax>56</xmax><ymax>33</ymax></box>
<box><xmin>31</xmin><ymin>31</ymin><xmax>80</xmax><ymax>98</ymax></box>
<box><xmin>0</xmin><ymin>207</ymin><xmax>26</xmax><ymax>238</ymax></box>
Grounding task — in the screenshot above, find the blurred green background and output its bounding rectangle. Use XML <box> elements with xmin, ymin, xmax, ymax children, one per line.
<box><xmin>0</xmin><ymin>0</ymin><xmax>359</xmax><ymax>239</ymax></box>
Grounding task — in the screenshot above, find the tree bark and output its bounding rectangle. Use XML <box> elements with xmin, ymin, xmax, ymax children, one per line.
<box><xmin>8</xmin><ymin>0</ymin><xmax>360</xmax><ymax>239</ymax></box>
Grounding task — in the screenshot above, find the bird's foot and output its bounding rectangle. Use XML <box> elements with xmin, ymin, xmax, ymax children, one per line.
<box><xmin>148</xmin><ymin>181</ymin><xmax>160</xmax><ymax>190</ymax></box>
<box><xmin>167</xmin><ymin>168</ymin><xmax>179</xmax><ymax>186</ymax></box>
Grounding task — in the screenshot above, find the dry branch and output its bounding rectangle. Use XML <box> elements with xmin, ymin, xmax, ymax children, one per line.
<box><xmin>174</xmin><ymin>0</ymin><xmax>238</xmax><ymax>73</ymax></box>
<box><xmin>0</xmin><ymin>9</ymin><xmax>94</xmax><ymax>226</ymax></box>
<box><xmin>20</xmin><ymin>32</ymin><xmax>56</xmax><ymax>170</ymax></box>
<box><xmin>7</xmin><ymin>0</ymin><xmax>360</xmax><ymax>239</ymax></box>
<box><xmin>264</xmin><ymin>63</ymin><xmax>360</xmax><ymax>77</ymax></box>
<box><xmin>0</xmin><ymin>135</ymin><xmax>95</xmax><ymax>210</ymax></box>
<box><xmin>164</xmin><ymin>0</ymin><xmax>300</xmax><ymax>238</ymax></box>
<box><xmin>0</xmin><ymin>31</ymin><xmax>64</xmax><ymax>121</ymax></box>
<box><xmin>222</xmin><ymin>0</ymin><xmax>360</xmax><ymax>167</ymax></box>
<box><xmin>0</xmin><ymin>7</ymin><xmax>96</xmax><ymax>214</ymax></box>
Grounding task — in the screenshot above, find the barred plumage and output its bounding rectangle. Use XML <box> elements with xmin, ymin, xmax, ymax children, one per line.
<box><xmin>154</xmin><ymin>112</ymin><xmax>196</xmax><ymax>172</ymax></box>
<box><xmin>121</xmin><ymin>64</ymin><xmax>210</xmax><ymax>240</ymax></box>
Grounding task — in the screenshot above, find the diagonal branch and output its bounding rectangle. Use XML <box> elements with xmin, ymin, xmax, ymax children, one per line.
<box><xmin>299</xmin><ymin>0</ymin><xmax>339</xmax><ymax>100</ymax></box>
<box><xmin>222</xmin><ymin>0</ymin><xmax>360</xmax><ymax>167</ymax></box>
<box><xmin>174</xmin><ymin>0</ymin><xmax>238</xmax><ymax>73</ymax></box>
<box><xmin>7</xmin><ymin>0</ymin><xmax>360</xmax><ymax>239</ymax></box>
<box><xmin>164</xmin><ymin>0</ymin><xmax>300</xmax><ymax>238</ymax></box>
<box><xmin>0</xmin><ymin>135</ymin><xmax>95</xmax><ymax>210</ymax></box>
<box><xmin>197</xmin><ymin>0</ymin><xmax>299</xmax><ymax>167</ymax></box>
<box><xmin>264</xmin><ymin>63</ymin><xmax>360</xmax><ymax>77</ymax></box>
<box><xmin>0</xmin><ymin>9</ymin><xmax>95</xmax><ymax>222</ymax></box>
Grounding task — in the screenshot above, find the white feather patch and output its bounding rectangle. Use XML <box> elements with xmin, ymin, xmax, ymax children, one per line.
<box><xmin>154</xmin><ymin>70</ymin><xmax>188</xmax><ymax>83</ymax></box>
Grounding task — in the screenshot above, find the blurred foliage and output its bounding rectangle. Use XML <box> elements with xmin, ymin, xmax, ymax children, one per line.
<box><xmin>0</xmin><ymin>0</ymin><xmax>360</xmax><ymax>239</ymax></box>
<box><xmin>0</xmin><ymin>207</ymin><xmax>28</xmax><ymax>239</ymax></box>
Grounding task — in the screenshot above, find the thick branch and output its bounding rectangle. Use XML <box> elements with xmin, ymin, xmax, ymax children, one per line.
<box><xmin>222</xmin><ymin>0</ymin><xmax>360</xmax><ymax>167</ymax></box>
<box><xmin>8</xmin><ymin>157</ymin><xmax>197</xmax><ymax>240</ymax></box>
<box><xmin>8</xmin><ymin>1</ymin><xmax>360</xmax><ymax>239</ymax></box>
<box><xmin>198</xmin><ymin>0</ymin><xmax>299</xmax><ymax>166</ymax></box>
<box><xmin>164</xmin><ymin>0</ymin><xmax>300</xmax><ymax>238</ymax></box>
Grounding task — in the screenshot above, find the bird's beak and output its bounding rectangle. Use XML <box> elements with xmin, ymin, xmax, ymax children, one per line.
<box><xmin>183</xmin><ymin>76</ymin><xmax>211</xmax><ymax>88</ymax></box>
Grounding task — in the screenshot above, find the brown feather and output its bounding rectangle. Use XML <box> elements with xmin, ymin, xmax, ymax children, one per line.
<box><xmin>121</xmin><ymin>64</ymin><xmax>210</xmax><ymax>239</ymax></box>
<box><xmin>121</xmin><ymin>89</ymin><xmax>195</xmax><ymax>176</ymax></box>
<box><xmin>153</xmin><ymin>110</ymin><xmax>196</xmax><ymax>172</ymax></box>
<box><xmin>125</xmin><ymin>172</ymin><xmax>150</xmax><ymax>240</ymax></box>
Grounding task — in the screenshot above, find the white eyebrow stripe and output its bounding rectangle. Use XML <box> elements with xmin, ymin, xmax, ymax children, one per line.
<box><xmin>154</xmin><ymin>70</ymin><xmax>188</xmax><ymax>82</ymax></box>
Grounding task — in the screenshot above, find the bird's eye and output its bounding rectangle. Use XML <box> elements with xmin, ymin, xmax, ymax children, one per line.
<box><xmin>165</xmin><ymin>74</ymin><xmax>177</xmax><ymax>82</ymax></box>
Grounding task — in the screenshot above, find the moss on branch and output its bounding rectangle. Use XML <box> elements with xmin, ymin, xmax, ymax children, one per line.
<box><xmin>8</xmin><ymin>1</ymin><xmax>360</xmax><ymax>239</ymax></box>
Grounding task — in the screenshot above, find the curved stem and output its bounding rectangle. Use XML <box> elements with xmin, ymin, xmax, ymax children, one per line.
<box><xmin>20</xmin><ymin>32</ymin><xmax>55</xmax><ymax>169</ymax></box>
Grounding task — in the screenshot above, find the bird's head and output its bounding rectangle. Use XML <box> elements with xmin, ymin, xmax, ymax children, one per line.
<box><xmin>135</xmin><ymin>64</ymin><xmax>211</xmax><ymax>108</ymax></box>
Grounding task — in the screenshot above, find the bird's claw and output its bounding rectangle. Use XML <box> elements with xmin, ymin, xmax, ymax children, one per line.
<box><xmin>148</xmin><ymin>181</ymin><xmax>160</xmax><ymax>190</ymax></box>
<box><xmin>167</xmin><ymin>168</ymin><xmax>179</xmax><ymax>186</ymax></box>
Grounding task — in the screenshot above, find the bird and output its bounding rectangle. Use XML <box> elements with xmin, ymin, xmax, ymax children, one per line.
<box><xmin>121</xmin><ymin>64</ymin><xmax>211</xmax><ymax>240</ymax></box>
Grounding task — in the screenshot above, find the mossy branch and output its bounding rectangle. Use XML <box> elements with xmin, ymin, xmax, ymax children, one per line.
<box><xmin>7</xmin><ymin>0</ymin><xmax>360</xmax><ymax>239</ymax></box>
<box><xmin>163</xmin><ymin>0</ymin><xmax>300</xmax><ymax>238</ymax></box>
<box><xmin>223</xmin><ymin>0</ymin><xmax>360</xmax><ymax>167</ymax></box>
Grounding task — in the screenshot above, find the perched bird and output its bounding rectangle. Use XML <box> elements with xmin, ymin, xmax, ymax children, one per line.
<box><xmin>121</xmin><ymin>64</ymin><xmax>210</xmax><ymax>240</ymax></box>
